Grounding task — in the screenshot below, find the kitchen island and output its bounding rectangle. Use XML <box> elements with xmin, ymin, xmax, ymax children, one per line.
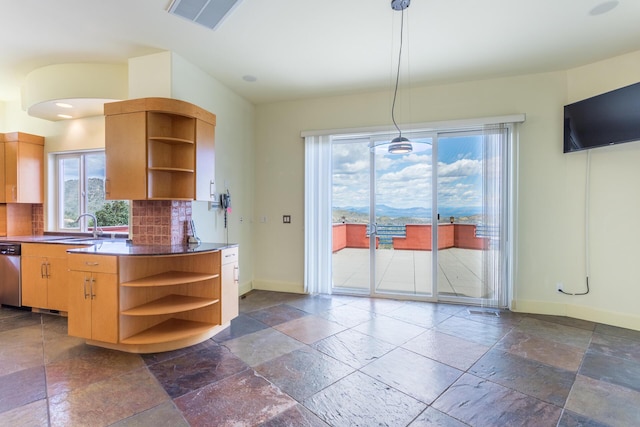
<box><xmin>66</xmin><ymin>241</ymin><xmax>238</xmax><ymax>353</ymax></box>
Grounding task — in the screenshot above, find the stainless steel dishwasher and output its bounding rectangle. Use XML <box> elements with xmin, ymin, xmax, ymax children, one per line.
<box><xmin>0</xmin><ymin>243</ymin><xmax>22</xmax><ymax>307</ymax></box>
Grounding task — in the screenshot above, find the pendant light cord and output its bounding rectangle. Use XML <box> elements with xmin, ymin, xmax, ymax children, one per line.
<box><xmin>391</xmin><ymin>8</ymin><xmax>405</xmax><ymax>138</ymax></box>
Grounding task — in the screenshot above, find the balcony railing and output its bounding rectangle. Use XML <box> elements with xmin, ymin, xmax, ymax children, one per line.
<box><xmin>332</xmin><ymin>223</ymin><xmax>489</xmax><ymax>253</ymax></box>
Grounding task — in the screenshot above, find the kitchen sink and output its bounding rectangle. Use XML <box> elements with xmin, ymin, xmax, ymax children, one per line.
<box><xmin>57</xmin><ymin>237</ymin><xmax>128</xmax><ymax>245</ymax></box>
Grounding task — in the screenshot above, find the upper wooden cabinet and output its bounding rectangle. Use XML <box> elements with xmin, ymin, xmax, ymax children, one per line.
<box><xmin>0</xmin><ymin>132</ymin><xmax>44</xmax><ymax>203</ymax></box>
<box><xmin>104</xmin><ymin>98</ymin><xmax>216</xmax><ymax>201</ymax></box>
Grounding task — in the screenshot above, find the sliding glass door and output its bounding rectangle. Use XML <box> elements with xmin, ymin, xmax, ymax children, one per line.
<box><xmin>327</xmin><ymin>125</ymin><xmax>512</xmax><ymax>307</ymax></box>
<box><xmin>372</xmin><ymin>136</ymin><xmax>434</xmax><ymax>297</ymax></box>
<box><xmin>330</xmin><ymin>138</ymin><xmax>371</xmax><ymax>293</ymax></box>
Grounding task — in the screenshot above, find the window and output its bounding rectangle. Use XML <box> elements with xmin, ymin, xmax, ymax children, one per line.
<box><xmin>56</xmin><ymin>151</ymin><xmax>129</xmax><ymax>234</ymax></box>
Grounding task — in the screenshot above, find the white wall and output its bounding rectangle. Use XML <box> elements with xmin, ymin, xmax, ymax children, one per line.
<box><xmin>253</xmin><ymin>50</ymin><xmax>640</xmax><ymax>330</ymax></box>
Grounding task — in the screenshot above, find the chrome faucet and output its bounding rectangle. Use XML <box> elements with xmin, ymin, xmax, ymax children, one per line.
<box><xmin>75</xmin><ymin>213</ymin><xmax>101</xmax><ymax>238</ymax></box>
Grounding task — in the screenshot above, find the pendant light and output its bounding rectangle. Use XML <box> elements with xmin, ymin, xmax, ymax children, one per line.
<box><xmin>388</xmin><ymin>0</ymin><xmax>412</xmax><ymax>154</ymax></box>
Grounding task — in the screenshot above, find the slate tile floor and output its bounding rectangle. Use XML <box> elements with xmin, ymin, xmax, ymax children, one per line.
<box><xmin>2</xmin><ymin>290</ymin><xmax>640</xmax><ymax>426</ymax></box>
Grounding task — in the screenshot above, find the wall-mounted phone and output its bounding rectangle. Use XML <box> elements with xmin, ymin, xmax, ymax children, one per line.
<box><xmin>208</xmin><ymin>180</ymin><xmax>220</xmax><ymax>210</ymax></box>
<box><xmin>221</xmin><ymin>189</ymin><xmax>231</xmax><ymax>228</ymax></box>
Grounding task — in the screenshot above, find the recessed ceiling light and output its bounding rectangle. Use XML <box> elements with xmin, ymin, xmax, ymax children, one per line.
<box><xmin>57</xmin><ymin>114</ymin><xmax>73</xmax><ymax>119</ymax></box>
<box><xmin>589</xmin><ymin>1</ymin><xmax>619</xmax><ymax>16</ymax></box>
<box><xmin>55</xmin><ymin>102</ymin><xmax>73</xmax><ymax>108</ymax></box>
<box><xmin>242</xmin><ymin>75</ymin><xmax>257</xmax><ymax>82</ymax></box>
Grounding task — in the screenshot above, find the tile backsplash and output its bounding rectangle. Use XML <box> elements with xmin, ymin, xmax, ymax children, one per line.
<box><xmin>32</xmin><ymin>204</ymin><xmax>44</xmax><ymax>235</ymax></box>
<box><xmin>131</xmin><ymin>200</ymin><xmax>192</xmax><ymax>245</ymax></box>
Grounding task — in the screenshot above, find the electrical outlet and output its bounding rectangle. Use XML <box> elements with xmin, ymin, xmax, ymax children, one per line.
<box><xmin>556</xmin><ymin>282</ymin><xmax>564</xmax><ymax>293</ymax></box>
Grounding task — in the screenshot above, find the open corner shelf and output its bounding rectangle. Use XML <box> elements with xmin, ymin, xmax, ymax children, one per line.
<box><xmin>148</xmin><ymin>136</ymin><xmax>194</xmax><ymax>145</ymax></box>
<box><xmin>121</xmin><ymin>294</ymin><xmax>220</xmax><ymax>316</ymax></box>
<box><xmin>121</xmin><ymin>270</ymin><xmax>219</xmax><ymax>287</ymax></box>
<box><xmin>148</xmin><ymin>166</ymin><xmax>195</xmax><ymax>173</ymax></box>
<box><xmin>120</xmin><ymin>318</ymin><xmax>215</xmax><ymax>345</ymax></box>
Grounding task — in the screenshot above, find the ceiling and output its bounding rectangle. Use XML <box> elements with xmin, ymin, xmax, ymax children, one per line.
<box><xmin>1</xmin><ymin>0</ymin><xmax>639</xmax><ymax>108</ymax></box>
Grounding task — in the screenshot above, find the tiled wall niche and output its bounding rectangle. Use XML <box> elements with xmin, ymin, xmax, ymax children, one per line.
<box><xmin>131</xmin><ymin>200</ymin><xmax>192</xmax><ymax>245</ymax></box>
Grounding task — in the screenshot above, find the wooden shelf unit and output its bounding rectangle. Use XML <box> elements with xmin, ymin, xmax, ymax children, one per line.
<box><xmin>104</xmin><ymin>97</ymin><xmax>216</xmax><ymax>201</ymax></box>
<box><xmin>117</xmin><ymin>250</ymin><xmax>222</xmax><ymax>349</ymax></box>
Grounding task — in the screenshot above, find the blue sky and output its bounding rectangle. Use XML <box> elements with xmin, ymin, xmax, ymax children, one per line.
<box><xmin>332</xmin><ymin>134</ymin><xmax>484</xmax><ymax>215</ymax></box>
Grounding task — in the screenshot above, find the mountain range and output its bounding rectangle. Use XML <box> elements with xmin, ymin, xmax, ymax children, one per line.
<box><xmin>335</xmin><ymin>204</ymin><xmax>482</xmax><ymax>218</ymax></box>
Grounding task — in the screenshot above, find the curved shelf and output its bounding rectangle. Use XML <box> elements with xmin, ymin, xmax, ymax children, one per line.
<box><xmin>148</xmin><ymin>197</ymin><xmax>193</xmax><ymax>201</ymax></box>
<box><xmin>121</xmin><ymin>294</ymin><xmax>219</xmax><ymax>316</ymax></box>
<box><xmin>120</xmin><ymin>318</ymin><xmax>215</xmax><ymax>345</ymax></box>
<box><xmin>148</xmin><ymin>167</ymin><xmax>195</xmax><ymax>173</ymax></box>
<box><xmin>122</xmin><ymin>271</ymin><xmax>219</xmax><ymax>287</ymax></box>
<box><xmin>148</xmin><ymin>136</ymin><xmax>194</xmax><ymax>145</ymax></box>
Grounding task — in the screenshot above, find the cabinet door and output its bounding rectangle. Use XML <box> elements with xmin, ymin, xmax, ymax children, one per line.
<box><xmin>21</xmin><ymin>256</ymin><xmax>48</xmax><ymax>309</ymax></box>
<box><xmin>221</xmin><ymin>261</ymin><xmax>239</xmax><ymax>324</ymax></box>
<box><xmin>68</xmin><ymin>271</ymin><xmax>93</xmax><ymax>340</ymax></box>
<box><xmin>4</xmin><ymin>141</ymin><xmax>43</xmax><ymax>203</ymax></box>
<box><xmin>4</xmin><ymin>141</ymin><xmax>18</xmax><ymax>203</ymax></box>
<box><xmin>105</xmin><ymin>112</ymin><xmax>147</xmax><ymax>200</ymax></box>
<box><xmin>90</xmin><ymin>272</ymin><xmax>119</xmax><ymax>343</ymax></box>
<box><xmin>47</xmin><ymin>256</ymin><xmax>70</xmax><ymax>312</ymax></box>
<box><xmin>195</xmin><ymin>119</ymin><xmax>216</xmax><ymax>201</ymax></box>
<box><xmin>0</xmin><ymin>142</ymin><xmax>5</xmax><ymax>202</ymax></box>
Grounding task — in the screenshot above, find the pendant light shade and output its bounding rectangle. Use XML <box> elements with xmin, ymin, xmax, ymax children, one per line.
<box><xmin>388</xmin><ymin>136</ymin><xmax>413</xmax><ymax>154</ymax></box>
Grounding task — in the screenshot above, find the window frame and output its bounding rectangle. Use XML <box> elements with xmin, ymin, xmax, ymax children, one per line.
<box><xmin>54</xmin><ymin>149</ymin><xmax>128</xmax><ymax>234</ymax></box>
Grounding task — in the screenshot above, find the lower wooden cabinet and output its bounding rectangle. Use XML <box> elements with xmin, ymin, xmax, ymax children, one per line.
<box><xmin>21</xmin><ymin>243</ymin><xmax>83</xmax><ymax>312</ymax></box>
<box><xmin>67</xmin><ymin>254</ymin><xmax>119</xmax><ymax>343</ymax></box>
<box><xmin>67</xmin><ymin>246</ymin><xmax>238</xmax><ymax>353</ymax></box>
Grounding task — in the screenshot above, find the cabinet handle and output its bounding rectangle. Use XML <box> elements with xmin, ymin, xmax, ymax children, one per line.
<box><xmin>41</xmin><ymin>262</ymin><xmax>46</xmax><ymax>279</ymax></box>
<box><xmin>90</xmin><ymin>277</ymin><xmax>96</xmax><ymax>300</ymax></box>
<box><xmin>105</xmin><ymin>179</ymin><xmax>110</xmax><ymax>196</ymax></box>
<box><xmin>46</xmin><ymin>262</ymin><xmax>51</xmax><ymax>278</ymax></box>
<box><xmin>85</xmin><ymin>262</ymin><xmax>99</xmax><ymax>266</ymax></box>
<box><xmin>233</xmin><ymin>265</ymin><xmax>239</xmax><ymax>283</ymax></box>
<box><xmin>210</xmin><ymin>180</ymin><xmax>215</xmax><ymax>198</ymax></box>
<box><xmin>83</xmin><ymin>277</ymin><xmax>90</xmax><ymax>299</ymax></box>
<box><xmin>11</xmin><ymin>186</ymin><xmax>16</xmax><ymax>202</ymax></box>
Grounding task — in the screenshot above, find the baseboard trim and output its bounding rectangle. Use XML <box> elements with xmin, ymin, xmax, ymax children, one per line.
<box><xmin>238</xmin><ymin>281</ymin><xmax>253</xmax><ymax>296</ymax></box>
<box><xmin>513</xmin><ymin>298</ymin><xmax>640</xmax><ymax>331</ymax></box>
<box><xmin>251</xmin><ymin>280</ymin><xmax>305</xmax><ymax>294</ymax></box>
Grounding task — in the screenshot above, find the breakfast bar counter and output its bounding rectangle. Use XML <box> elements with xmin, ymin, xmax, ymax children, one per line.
<box><xmin>65</xmin><ymin>242</ymin><xmax>239</xmax><ymax>353</ymax></box>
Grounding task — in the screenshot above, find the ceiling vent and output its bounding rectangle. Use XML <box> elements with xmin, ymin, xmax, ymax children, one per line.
<box><xmin>167</xmin><ymin>0</ymin><xmax>243</xmax><ymax>30</ymax></box>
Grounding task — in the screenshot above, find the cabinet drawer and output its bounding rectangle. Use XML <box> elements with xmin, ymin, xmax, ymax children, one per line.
<box><xmin>221</xmin><ymin>247</ymin><xmax>238</xmax><ymax>265</ymax></box>
<box><xmin>68</xmin><ymin>254</ymin><xmax>118</xmax><ymax>273</ymax></box>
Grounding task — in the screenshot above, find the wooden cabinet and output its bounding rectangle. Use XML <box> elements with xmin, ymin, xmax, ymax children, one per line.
<box><xmin>66</xmin><ymin>245</ymin><xmax>238</xmax><ymax>353</ymax></box>
<box><xmin>221</xmin><ymin>246</ymin><xmax>239</xmax><ymax>324</ymax></box>
<box><xmin>1</xmin><ymin>132</ymin><xmax>44</xmax><ymax>203</ymax></box>
<box><xmin>195</xmin><ymin>119</ymin><xmax>216</xmax><ymax>201</ymax></box>
<box><xmin>21</xmin><ymin>243</ymin><xmax>83</xmax><ymax>311</ymax></box>
<box><xmin>104</xmin><ymin>98</ymin><xmax>216</xmax><ymax>201</ymax></box>
<box><xmin>67</xmin><ymin>254</ymin><xmax>119</xmax><ymax>343</ymax></box>
<box><xmin>118</xmin><ymin>250</ymin><xmax>221</xmax><ymax>352</ymax></box>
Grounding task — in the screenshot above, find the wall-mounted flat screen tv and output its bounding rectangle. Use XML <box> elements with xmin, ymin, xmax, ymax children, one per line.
<box><xmin>564</xmin><ymin>82</ymin><xmax>640</xmax><ymax>153</ymax></box>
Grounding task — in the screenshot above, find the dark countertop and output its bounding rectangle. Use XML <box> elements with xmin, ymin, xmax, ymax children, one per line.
<box><xmin>0</xmin><ymin>235</ymin><xmax>73</xmax><ymax>243</ymax></box>
<box><xmin>0</xmin><ymin>235</ymin><xmax>237</xmax><ymax>256</ymax></box>
<box><xmin>67</xmin><ymin>241</ymin><xmax>237</xmax><ymax>256</ymax></box>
